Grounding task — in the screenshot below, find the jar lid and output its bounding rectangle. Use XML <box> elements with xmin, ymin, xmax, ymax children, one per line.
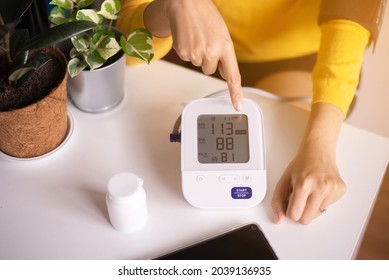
<box><xmin>107</xmin><ymin>172</ymin><xmax>145</xmax><ymax>204</ymax></box>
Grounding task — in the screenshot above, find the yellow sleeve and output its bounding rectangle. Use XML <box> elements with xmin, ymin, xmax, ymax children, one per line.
<box><xmin>116</xmin><ymin>0</ymin><xmax>173</xmax><ymax>66</ymax></box>
<box><xmin>312</xmin><ymin>19</ymin><xmax>370</xmax><ymax>117</ymax></box>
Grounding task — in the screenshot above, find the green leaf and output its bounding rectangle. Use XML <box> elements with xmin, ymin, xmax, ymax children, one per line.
<box><xmin>69</xmin><ymin>47</ymin><xmax>80</xmax><ymax>59</ymax></box>
<box><xmin>68</xmin><ymin>57</ymin><xmax>87</xmax><ymax>77</ymax></box>
<box><xmin>96</xmin><ymin>36</ymin><xmax>121</xmax><ymax>60</ymax></box>
<box><xmin>48</xmin><ymin>6</ymin><xmax>70</xmax><ymax>25</ymax></box>
<box><xmin>91</xmin><ymin>29</ymin><xmax>109</xmax><ymax>45</ymax></box>
<box><xmin>76</xmin><ymin>9</ymin><xmax>103</xmax><ymax>24</ymax></box>
<box><xmin>127</xmin><ymin>28</ymin><xmax>153</xmax><ymax>51</ymax></box>
<box><xmin>21</xmin><ymin>21</ymin><xmax>97</xmax><ymax>51</ymax></box>
<box><xmin>121</xmin><ymin>28</ymin><xmax>154</xmax><ymax>63</ymax></box>
<box><xmin>9</xmin><ymin>53</ymin><xmax>52</xmax><ymax>84</ymax></box>
<box><xmin>87</xmin><ymin>30</ymin><xmax>120</xmax><ymax>60</ymax></box>
<box><xmin>75</xmin><ymin>0</ymin><xmax>95</xmax><ymax>9</ymax></box>
<box><xmin>97</xmin><ymin>0</ymin><xmax>121</xmax><ymax>20</ymax></box>
<box><xmin>49</xmin><ymin>0</ymin><xmax>74</xmax><ymax>10</ymax></box>
<box><xmin>86</xmin><ymin>50</ymin><xmax>106</xmax><ymax>69</ymax></box>
<box><xmin>8</xmin><ymin>66</ymin><xmax>35</xmax><ymax>83</ymax></box>
<box><xmin>71</xmin><ymin>34</ymin><xmax>91</xmax><ymax>52</ymax></box>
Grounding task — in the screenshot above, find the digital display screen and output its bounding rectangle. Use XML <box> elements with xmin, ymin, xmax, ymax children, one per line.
<box><xmin>197</xmin><ymin>114</ymin><xmax>249</xmax><ymax>163</ymax></box>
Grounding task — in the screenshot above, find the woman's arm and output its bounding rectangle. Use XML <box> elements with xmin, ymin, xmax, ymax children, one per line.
<box><xmin>271</xmin><ymin>19</ymin><xmax>370</xmax><ymax>224</ymax></box>
<box><xmin>271</xmin><ymin>102</ymin><xmax>346</xmax><ymax>224</ymax></box>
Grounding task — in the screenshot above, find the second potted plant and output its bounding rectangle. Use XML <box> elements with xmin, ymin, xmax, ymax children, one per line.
<box><xmin>48</xmin><ymin>0</ymin><xmax>154</xmax><ymax>113</ymax></box>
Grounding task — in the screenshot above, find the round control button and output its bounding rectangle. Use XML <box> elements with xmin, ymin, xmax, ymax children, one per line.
<box><xmin>196</xmin><ymin>175</ymin><xmax>205</xmax><ymax>182</ymax></box>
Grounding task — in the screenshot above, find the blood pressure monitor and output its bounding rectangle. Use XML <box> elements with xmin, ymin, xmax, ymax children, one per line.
<box><xmin>174</xmin><ymin>89</ymin><xmax>266</xmax><ymax>209</ymax></box>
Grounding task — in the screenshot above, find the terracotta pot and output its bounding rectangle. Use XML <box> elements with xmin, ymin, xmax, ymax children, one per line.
<box><xmin>0</xmin><ymin>47</ymin><xmax>68</xmax><ymax>158</ymax></box>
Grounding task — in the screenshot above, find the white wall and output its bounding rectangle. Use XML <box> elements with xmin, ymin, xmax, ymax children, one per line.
<box><xmin>347</xmin><ymin>8</ymin><xmax>389</xmax><ymax>138</ymax></box>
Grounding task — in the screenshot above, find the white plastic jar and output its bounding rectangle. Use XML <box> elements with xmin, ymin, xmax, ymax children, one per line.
<box><xmin>106</xmin><ymin>172</ymin><xmax>148</xmax><ymax>232</ymax></box>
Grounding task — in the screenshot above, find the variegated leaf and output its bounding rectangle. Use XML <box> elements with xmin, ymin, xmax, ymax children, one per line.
<box><xmin>91</xmin><ymin>30</ymin><xmax>109</xmax><ymax>45</ymax></box>
<box><xmin>76</xmin><ymin>9</ymin><xmax>103</xmax><ymax>24</ymax></box>
<box><xmin>68</xmin><ymin>57</ymin><xmax>88</xmax><ymax>77</ymax></box>
<box><xmin>71</xmin><ymin>35</ymin><xmax>91</xmax><ymax>52</ymax></box>
<box><xmin>121</xmin><ymin>28</ymin><xmax>154</xmax><ymax>63</ymax></box>
<box><xmin>69</xmin><ymin>48</ymin><xmax>79</xmax><ymax>59</ymax></box>
<box><xmin>86</xmin><ymin>50</ymin><xmax>106</xmax><ymax>70</ymax></box>
<box><xmin>48</xmin><ymin>6</ymin><xmax>70</xmax><ymax>25</ymax></box>
<box><xmin>49</xmin><ymin>0</ymin><xmax>74</xmax><ymax>10</ymax></box>
<box><xmin>96</xmin><ymin>37</ymin><xmax>121</xmax><ymax>60</ymax></box>
<box><xmin>97</xmin><ymin>0</ymin><xmax>121</xmax><ymax>20</ymax></box>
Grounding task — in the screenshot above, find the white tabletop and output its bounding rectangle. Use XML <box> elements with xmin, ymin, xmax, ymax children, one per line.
<box><xmin>0</xmin><ymin>60</ymin><xmax>388</xmax><ymax>260</ymax></box>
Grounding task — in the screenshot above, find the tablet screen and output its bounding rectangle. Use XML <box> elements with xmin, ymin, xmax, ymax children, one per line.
<box><xmin>154</xmin><ymin>223</ymin><xmax>278</xmax><ymax>260</ymax></box>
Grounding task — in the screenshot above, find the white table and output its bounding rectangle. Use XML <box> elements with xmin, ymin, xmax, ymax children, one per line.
<box><xmin>1</xmin><ymin>61</ymin><xmax>388</xmax><ymax>260</ymax></box>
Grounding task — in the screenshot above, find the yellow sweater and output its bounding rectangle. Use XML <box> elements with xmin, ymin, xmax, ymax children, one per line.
<box><xmin>117</xmin><ymin>0</ymin><xmax>370</xmax><ymax>117</ymax></box>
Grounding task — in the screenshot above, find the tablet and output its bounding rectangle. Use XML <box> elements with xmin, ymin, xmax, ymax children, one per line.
<box><xmin>154</xmin><ymin>223</ymin><xmax>278</xmax><ymax>260</ymax></box>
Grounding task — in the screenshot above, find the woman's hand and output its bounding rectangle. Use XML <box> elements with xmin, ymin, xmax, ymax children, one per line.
<box><xmin>144</xmin><ymin>0</ymin><xmax>243</xmax><ymax>111</ymax></box>
<box><xmin>271</xmin><ymin>103</ymin><xmax>347</xmax><ymax>224</ymax></box>
<box><xmin>271</xmin><ymin>142</ymin><xmax>346</xmax><ymax>225</ymax></box>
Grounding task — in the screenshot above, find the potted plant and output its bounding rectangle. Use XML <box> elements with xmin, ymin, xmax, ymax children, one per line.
<box><xmin>0</xmin><ymin>0</ymin><xmax>97</xmax><ymax>158</ymax></box>
<box><xmin>48</xmin><ymin>0</ymin><xmax>154</xmax><ymax>113</ymax></box>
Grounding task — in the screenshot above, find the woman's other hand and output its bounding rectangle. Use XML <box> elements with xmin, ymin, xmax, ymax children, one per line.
<box><xmin>271</xmin><ymin>103</ymin><xmax>347</xmax><ymax>224</ymax></box>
